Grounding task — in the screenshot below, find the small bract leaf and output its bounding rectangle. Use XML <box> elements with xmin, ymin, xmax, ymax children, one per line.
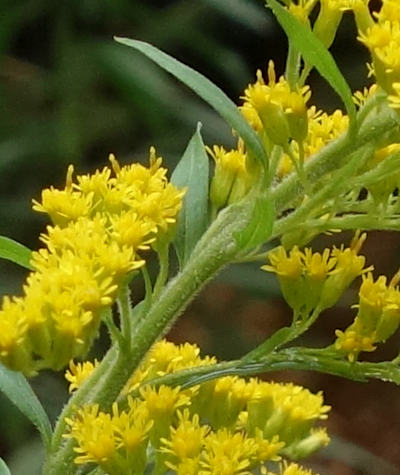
<box><xmin>234</xmin><ymin>193</ymin><xmax>275</xmax><ymax>252</ymax></box>
<box><xmin>266</xmin><ymin>0</ymin><xmax>356</xmax><ymax>124</ymax></box>
<box><xmin>171</xmin><ymin>124</ymin><xmax>209</xmax><ymax>268</ymax></box>
<box><xmin>0</xmin><ymin>363</ymin><xmax>52</xmax><ymax>449</ymax></box>
<box><xmin>114</xmin><ymin>37</ymin><xmax>268</xmax><ymax>166</ymax></box>
<box><xmin>0</xmin><ymin>236</ymin><xmax>33</xmax><ymax>270</ymax></box>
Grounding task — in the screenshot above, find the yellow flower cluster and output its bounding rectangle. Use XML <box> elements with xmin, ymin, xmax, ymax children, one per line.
<box><xmin>335</xmin><ymin>271</ymin><xmax>400</xmax><ymax>361</ymax></box>
<box><xmin>65</xmin><ymin>339</ymin><xmax>329</xmax><ymax>475</ymax></box>
<box><xmin>0</xmin><ymin>150</ymin><xmax>184</xmax><ymax>374</ymax></box>
<box><xmin>277</xmin><ymin>107</ymin><xmax>349</xmax><ymax>176</ymax></box>
<box><xmin>357</xmin><ymin>0</ymin><xmax>400</xmax><ymax>105</ymax></box>
<box><xmin>241</xmin><ymin>61</ymin><xmax>311</xmax><ymax>147</ymax></box>
<box><xmin>263</xmin><ymin>233</ymin><xmax>369</xmax><ymax>317</ymax></box>
<box><xmin>207</xmin><ymin>143</ymin><xmax>255</xmax><ymax>212</ymax></box>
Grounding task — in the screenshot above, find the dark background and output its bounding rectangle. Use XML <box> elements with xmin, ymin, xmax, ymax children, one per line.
<box><xmin>1</xmin><ymin>1</ymin><xmax>399</xmax><ymax>473</ymax></box>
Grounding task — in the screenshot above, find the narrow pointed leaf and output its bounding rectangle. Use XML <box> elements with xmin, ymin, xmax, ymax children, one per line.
<box><xmin>0</xmin><ymin>236</ymin><xmax>33</xmax><ymax>270</ymax></box>
<box><xmin>171</xmin><ymin>124</ymin><xmax>209</xmax><ymax>267</ymax></box>
<box><xmin>234</xmin><ymin>193</ymin><xmax>275</xmax><ymax>251</ymax></box>
<box><xmin>114</xmin><ymin>37</ymin><xmax>267</xmax><ymax>165</ymax></box>
<box><xmin>0</xmin><ymin>363</ymin><xmax>52</xmax><ymax>448</ymax></box>
<box><xmin>0</xmin><ymin>459</ymin><xmax>11</xmax><ymax>475</ymax></box>
<box><xmin>266</xmin><ymin>0</ymin><xmax>356</xmax><ymax>123</ymax></box>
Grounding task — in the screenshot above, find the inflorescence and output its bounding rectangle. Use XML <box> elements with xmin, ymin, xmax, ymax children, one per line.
<box><xmin>65</xmin><ymin>340</ymin><xmax>330</xmax><ymax>475</ymax></box>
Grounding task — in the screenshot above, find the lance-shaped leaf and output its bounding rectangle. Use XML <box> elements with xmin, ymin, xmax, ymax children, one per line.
<box><xmin>234</xmin><ymin>192</ymin><xmax>275</xmax><ymax>252</ymax></box>
<box><xmin>114</xmin><ymin>37</ymin><xmax>268</xmax><ymax>166</ymax></box>
<box><xmin>171</xmin><ymin>124</ymin><xmax>209</xmax><ymax>268</ymax></box>
<box><xmin>266</xmin><ymin>0</ymin><xmax>356</xmax><ymax>124</ymax></box>
<box><xmin>0</xmin><ymin>459</ymin><xmax>11</xmax><ymax>475</ymax></box>
<box><xmin>0</xmin><ymin>236</ymin><xmax>33</xmax><ymax>270</ymax></box>
<box><xmin>0</xmin><ymin>363</ymin><xmax>52</xmax><ymax>449</ymax></box>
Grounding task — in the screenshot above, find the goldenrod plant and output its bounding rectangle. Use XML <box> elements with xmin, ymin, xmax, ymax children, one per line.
<box><xmin>1</xmin><ymin>1</ymin><xmax>400</xmax><ymax>474</ymax></box>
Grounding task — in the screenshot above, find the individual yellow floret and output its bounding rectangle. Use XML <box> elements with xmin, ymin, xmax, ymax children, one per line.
<box><xmin>161</xmin><ymin>410</ymin><xmax>209</xmax><ymax>463</ymax></box>
<box><xmin>207</xmin><ymin>142</ymin><xmax>257</xmax><ymax>213</ymax></box>
<box><xmin>241</xmin><ymin>61</ymin><xmax>311</xmax><ymax>145</ymax></box>
<box><xmin>112</xmin><ymin>398</ymin><xmax>153</xmax><ymax>473</ymax></box>
<box><xmin>65</xmin><ymin>359</ymin><xmax>99</xmax><ymax>392</ymax></box>
<box><xmin>140</xmin><ymin>385</ymin><xmax>191</xmax><ymax>446</ymax></box>
<box><xmin>200</xmin><ymin>428</ymin><xmax>259</xmax><ymax>475</ymax></box>
<box><xmin>334</xmin><ymin>327</ymin><xmax>376</xmax><ymax>362</ymax></box>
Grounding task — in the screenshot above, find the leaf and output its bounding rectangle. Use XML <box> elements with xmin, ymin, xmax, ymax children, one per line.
<box><xmin>171</xmin><ymin>123</ymin><xmax>209</xmax><ymax>267</ymax></box>
<box><xmin>114</xmin><ymin>37</ymin><xmax>268</xmax><ymax>166</ymax></box>
<box><xmin>266</xmin><ymin>0</ymin><xmax>356</xmax><ymax>123</ymax></box>
<box><xmin>0</xmin><ymin>459</ymin><xmax>11</xmax><ymax>475</ymax></box>
<box><xmin>0</xmin><ymin>363</ymin><xmax>52</xmax><ymax>448</ymax></box>
<box><xmin>0</xmin><ymin>236</ymin><xmax>33</xmax><ymax>270</ymax></box>
<box><xmin>233</xmin><ymin>193</ymin><xmax>275</xmax><ymax>252</ymax></box>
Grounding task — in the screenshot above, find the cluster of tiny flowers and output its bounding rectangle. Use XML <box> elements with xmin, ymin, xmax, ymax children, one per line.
<box><xmin>277</xmin><ymin>107</ymin><xmax>349</xmax><ymax>177</ymax></box>
<box><xmin>239</xmin><ymin>59</ymin><xmax>367</xmax><ymax>181</ymax></box>
<box><xmin>264</xmin><ymin>233</ymin><xmax>400</xmax><ymax>361</ymax></box>
<box><xmin>263</xmin><ymin>233</ymin><xmax>370</xmax><ymax>317</ymax></box>
<box><xmin>65</xmin><ymin>340</ymin><xmax>330</xmax><ymax>475</ymax></box>
<box><xmin>207</xmin><ymin>142</ymin><xmax>256</xmax><ymax>213</ymax></box>
<box><xmin>0</xmin><ymin>150</ymin><xmax>184</xmax><ymax>374</ymax></box>
<box><xmin>356</xmin><ymin>0</ymin><xmax>400</xmax><ymax>105</ymax></box>
<box><xmin>241</xmin><ymin>61</ymin><xmax>311</xmax><ymax>148</ymax></box>
<box><xmin>335</xmin><ymin>271</ymin><xmax>400</xmax><ymax>361</ymax></box>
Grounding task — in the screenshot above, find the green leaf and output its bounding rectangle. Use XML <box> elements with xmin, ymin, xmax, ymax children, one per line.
<box><xmin>0</xmin><ymin>459</ymin><xmax>11</xmax><ymax>475</ymax></box>
<box><xmin>0</xmin><ymin>363</ymin><xmax>52</xmax><ymax>448</ymax></box>
<box><xmin>266</xmin><ymin>0</ymin><xmax>356</xmax><ymax>123</ymax></box>
<box><xmin>234</xmin><ymin>193</ymin><xmax>275</xmax><ymax>252</ymax></box>
<box><xmin>0</xmin><ymin>236</ymin><xmax>33</xmax><ymax>270</ymax></box>
<box><xmin>171</xmin><ymin>123</ymin><xmax>209</xmax><ymax>267</ymax></box>
<box><xmin>114</xmin><ymin>37</ymin><xmax>268</xmax><ymax>166</ymax></box>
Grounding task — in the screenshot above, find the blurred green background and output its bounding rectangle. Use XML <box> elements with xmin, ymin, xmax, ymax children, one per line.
<box><xmin>1</xmin><ymin>0</ymin><xmax>399</xmax><ymax>474</ymax></box>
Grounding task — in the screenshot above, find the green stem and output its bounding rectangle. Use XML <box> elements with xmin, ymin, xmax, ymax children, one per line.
<box><xmin>136</xmin><ymin>265</ymin><xmax>153</xmax><ymax>323</ymax></box>
<box><xmin>103</xmin><ymin>307</ymin><xmax>124</xmax><ymax>347</ymax></box>
<box><xmin>270</xmin><ymin>103</ymin><xmax>399</xmax><ymax>214</ymax></box>
<box><xmin>285</xmin><ymin>41</ymin><xmax>301</xmax><ymax>89</ymax></box>
<box><xmin>271</xmin><ymin>144</ymin><xmax>373</xmax><ymax>239</ymax></box>
<box><xmin>118</xmin><ymin>283</ymin><xmax>133</xmax><ymax>349</ymax></box>
<box><xmin>133</xmin><ymin>347</ymin><xmax>400</xmax><ymax>391</ymax></box>
<box><xmin>44</xmin><ymin>346</ymin><xmax>129</xmax><ymax>475</ymax></box>
<box><xmin>152</xmin><ymin>244</ymin><xmax>169</xmax><ymax>301</ymax></box>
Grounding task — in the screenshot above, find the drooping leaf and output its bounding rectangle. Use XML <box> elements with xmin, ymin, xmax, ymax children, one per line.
<box><xmin>234</xmin><ymin>193</ymin><xmax>275</xmax><ymax>252</ymax></box>
<box><xmin>0</xmin><ymin>363</ymin><xmax>52</xmax><ymax>448</ymax></box>
<box><xmin>266</xmin><ymin>0</ymin><xmax>356</xmax><ymax>123</ymax></box>
<box><xmin>0</xmin><ymin>236</ymin><xmax>33</xmax><ymax>270</ymax></box>
<box><xmin>171</xmin><ymin>124</ymin><xmax>209</xmax><ymax>268</ymax></box>
<box><xmin>114</xmin><ymin>37</ymin><xmax>268</xmax><ymax>166</ymax></box>
<box><xmin>0</xmin><ymin>459</ymin><xmax>11</xmax><ymax>475</ymax></box>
